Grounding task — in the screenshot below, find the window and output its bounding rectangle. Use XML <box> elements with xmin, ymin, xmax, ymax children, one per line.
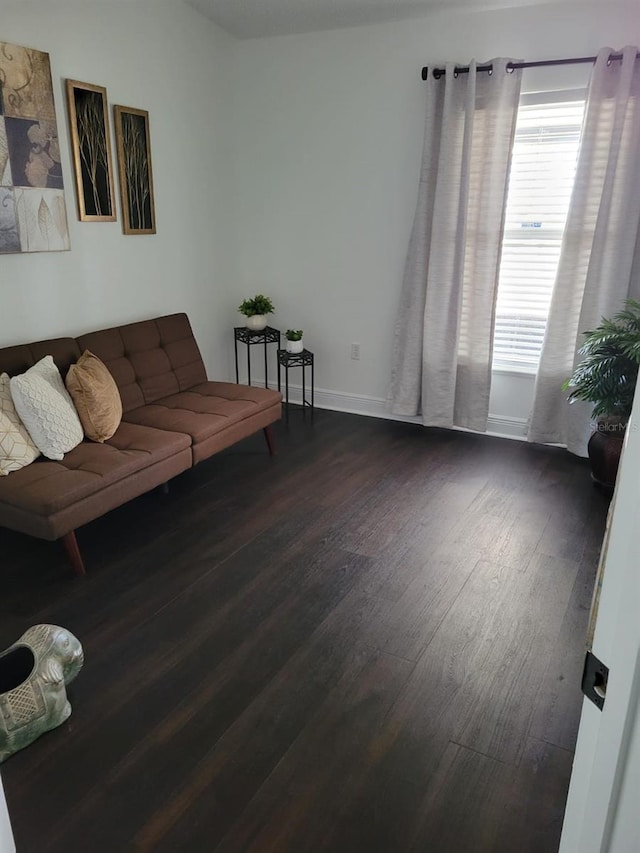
<box><xmin>492</xmin><ymin>93</ymin><xmax>586</xmax><ymax>371</ymax></box>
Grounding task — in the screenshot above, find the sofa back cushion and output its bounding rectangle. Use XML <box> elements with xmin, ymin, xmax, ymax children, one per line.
<box><xmin>0</xmin><ymin>339</ymin><xmax>81</xmax><ymax>379</ymax></box>
<box><xmin>76</xmin><ymin>314</ymin><xmax>207</xmax><ymax>413</ymax></box>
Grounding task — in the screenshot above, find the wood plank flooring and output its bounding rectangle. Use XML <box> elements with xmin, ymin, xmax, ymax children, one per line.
<box><xmin>0</xmin><ymin>411</ymin><xmax>609</xmax><ymax>853</ymax></box>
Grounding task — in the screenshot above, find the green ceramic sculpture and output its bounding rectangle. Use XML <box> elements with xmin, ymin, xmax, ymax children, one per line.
<box><xmin>0</xmin><ymin>625</ymin><xmax>83</xmax><ymax>763</ymax></box>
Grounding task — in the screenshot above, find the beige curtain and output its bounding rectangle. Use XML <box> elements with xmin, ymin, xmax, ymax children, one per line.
<box><xmin>529</xmin><ymin>46</ymin><xmax>640</xmax><ymax>455</ymax></box>
<box><xmin>390</xmin><ymin>59</ymin><xmax>522</xmax><ymax>430</ymax></box>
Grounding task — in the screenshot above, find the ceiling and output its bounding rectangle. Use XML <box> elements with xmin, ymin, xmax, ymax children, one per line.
<box><xmin>186</xmin><ymin>0</ymin><xmax>586</xmax><ymax>39</ymax></box>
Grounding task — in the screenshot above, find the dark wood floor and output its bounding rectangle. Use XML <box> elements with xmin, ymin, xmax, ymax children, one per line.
<box><xmin>0</xmin><ymin>410</ymin><xmax>609</xmax><ymax>853</ymax></box>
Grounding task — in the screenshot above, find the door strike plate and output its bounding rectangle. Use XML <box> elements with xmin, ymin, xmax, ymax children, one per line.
<box><xmin>581</xmin><ymin>650</ymin><xmax>609</xmax><ymax>711</ymax></box>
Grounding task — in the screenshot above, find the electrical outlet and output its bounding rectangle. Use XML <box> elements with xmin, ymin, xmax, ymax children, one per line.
<box><xmin>351</xmin><ymin>342</ymin><xmax>361</xmax><ymax>360</ymax></box>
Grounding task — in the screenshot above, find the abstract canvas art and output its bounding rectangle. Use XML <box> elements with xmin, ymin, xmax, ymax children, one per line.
<box><xmin>0</xmin><ymin>41</ymin><xmax>70</xmax><ymax>253</ymax></box>
<box><xmin>66</xmin><ymin>80</ymin><xmax>116</xmax><ymax>221</ymax></box>
<box><xmin>114</xmin><ymin>105</ymin><xmax>156</xmax><ymax>235</ymax></box>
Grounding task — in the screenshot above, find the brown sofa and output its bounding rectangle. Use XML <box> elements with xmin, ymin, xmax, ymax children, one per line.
<box><xmin>0</xmin><ymin>313</ymin><xmax>281</xmax><ymax>575</ymax></box>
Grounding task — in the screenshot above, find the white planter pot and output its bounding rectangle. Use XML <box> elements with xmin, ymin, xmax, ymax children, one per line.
<box><xmin>286</xmin><ymin>339</ymin><xmax>304</xmax><ymax>353</ymax></box>
<box><xmin>245</xmin><ymin>315</ymin><xmax>268</xmax><ymax>331</ymax></box>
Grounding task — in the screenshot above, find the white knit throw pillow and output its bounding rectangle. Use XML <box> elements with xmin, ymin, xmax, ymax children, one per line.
<box><xmin>10</xmin><ymin>356</ymin><xmax>83</xmax><ymax>460</ymax></box>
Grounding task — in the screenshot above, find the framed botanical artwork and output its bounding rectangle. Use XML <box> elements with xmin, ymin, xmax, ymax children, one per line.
<box><xmin>0</xmin><ymin>41</ymin><xmax>70</xmax><ymax>253</ymax></box>
<box><xmin>113</xmin><ymin>105</ymin><xmax>156</xmax><ymax>234</ymax></box>
<box><xmin>66</xmin><ymin>79</ymin><xmax>116</xmax><ymax>222</ymax></box>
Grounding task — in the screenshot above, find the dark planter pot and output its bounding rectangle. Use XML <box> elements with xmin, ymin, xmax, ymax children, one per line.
<box><xmin>588</xmin><ymin>419</ymin><xmax>626</xmax><ymax>489</ymax></box>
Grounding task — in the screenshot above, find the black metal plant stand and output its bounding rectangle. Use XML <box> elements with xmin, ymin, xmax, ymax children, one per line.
<box><xmin>277</xmin><ymin>349</ymin><xmax>314</xmax><ymax>421</ymax></box>
<box><xmin>234</xmin><ymin>326</ymin><xmax>281</xmax><ymax>388</ymax></box>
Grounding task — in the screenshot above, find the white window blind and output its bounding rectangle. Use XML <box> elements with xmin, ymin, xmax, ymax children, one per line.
<box><xmin>493</xmin><ymin>95</ymin><xmax>585</xmax><ymax>371</ymax></box>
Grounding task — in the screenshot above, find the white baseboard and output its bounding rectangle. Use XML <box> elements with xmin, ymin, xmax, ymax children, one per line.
<box><xmin>265</xmin><ymin>380</ymin><xmax>529</xmax><ymax>441</ymax></box>
<box><xmin>482</xmin><ymin>414</ymin><xmax>529</xmax><ymax>440</ymax></box>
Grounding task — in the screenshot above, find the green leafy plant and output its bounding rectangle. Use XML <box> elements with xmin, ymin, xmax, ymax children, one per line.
<box><xmin>285</xmin><ymin>329</ymin><xmax>303</xmax><ymax>341</ymax></box>
<box><xmin>238</xmin><ymin>294</ymin><xmax>275</xmax><ymax>317</ymax></box>
<box><xmin>564</xmin><ymin>299</ymin><xmax>640</xmax><ymax>421</ymax></box>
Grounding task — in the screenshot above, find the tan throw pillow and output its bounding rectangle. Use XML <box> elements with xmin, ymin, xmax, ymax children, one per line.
<box><xmin>66</xmin><ymin>351</ymin><xmax>122</xmax><ymax>443</ymax></box>
<box><xmin>0</xmin><ymin>373</ymin><xmax>41</xmax><ymax>475</ymax></box>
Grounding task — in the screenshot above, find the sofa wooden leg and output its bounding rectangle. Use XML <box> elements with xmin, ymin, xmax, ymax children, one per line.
<box><xmin>263</xmin><ymin>425</ymin><xmax>276</xmax><ymax>456</ymax></box>
<box><xmin>60</xmin><ymin>531</ymin><xmax>86</xmax><ymax>577</ymax></box>
<box><xmin>161</xmin><ymin>481</ymin><xmax>170</xmax><ymax>495</ymax></box>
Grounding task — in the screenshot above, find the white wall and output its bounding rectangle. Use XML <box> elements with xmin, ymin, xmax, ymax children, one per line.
<box><xmin>0</xmin><ymin>0</ymin><xmax>237</xmax><ymax>378</ymax></box>
<box><xmin>3</xmin><ymin>1</ymin><xmax>639</xmax><ymax>428</ymax></box>
<box><xmin>230</xmin><ymin>1</ymin><xmax>640</xmax><ymax>432</ymax></box>
<box><xmin>0</xmin><ymin>777</ymin><xmax>14</xmax><ymax>853</ymax></box>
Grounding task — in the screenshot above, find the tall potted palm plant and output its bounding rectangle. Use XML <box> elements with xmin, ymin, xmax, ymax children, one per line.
<box><xmin>564</xmin><ymin>299</ymin><xmax>640</xmax><ymax>488</ymax></box>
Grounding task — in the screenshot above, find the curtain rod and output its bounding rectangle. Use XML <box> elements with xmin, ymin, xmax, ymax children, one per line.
<box><xmin>421</xmin><ymin>53</ymin><xmax>635</xmax><ymax>81</ymax></box>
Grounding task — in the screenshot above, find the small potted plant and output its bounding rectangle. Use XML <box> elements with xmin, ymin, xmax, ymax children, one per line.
<box><xmin>285</xmin><ymin>329</ymin><xmax>304</xmax><ymax>354</ymax></box>
<box><xmin>564</xmin><ymin>299</ymin><xmax>640</xmax><ymax>488</ymax></box>
<box><xmin>238</xmin><ymin>294</ymin><xmax>275</xmax><ymax>331</ymax></box>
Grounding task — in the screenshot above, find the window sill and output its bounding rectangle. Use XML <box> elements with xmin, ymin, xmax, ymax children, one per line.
<box><xmin>492</xmin><ymin>363</ymin><xmax>538</xmax><ymax>377</ymax></box>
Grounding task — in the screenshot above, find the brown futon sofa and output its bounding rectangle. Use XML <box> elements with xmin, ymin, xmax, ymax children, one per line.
<box><xmin>0</xmin><ymin>313</ymin><xmax>281</xmax><ymax>575</ymax></box>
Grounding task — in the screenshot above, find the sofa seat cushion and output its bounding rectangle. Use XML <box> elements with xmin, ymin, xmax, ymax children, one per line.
<box><xmin>123</xmin><ymin>381</ymin><xmax>282</xmax><ymax>444</ymax></box>
<box><xmin>0</xmin><ymin>422</ymin><xmax>190</xmax><ymax>516</ymax></box>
